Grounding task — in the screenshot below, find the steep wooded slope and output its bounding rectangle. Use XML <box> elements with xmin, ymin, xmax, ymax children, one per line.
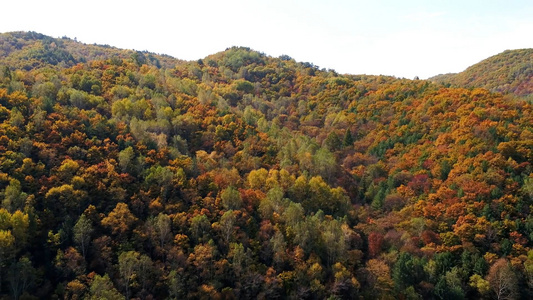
<box><xmin>0</xmin><ymin>31</ymin><xmax>180</xmax><ymax>70</ymax></box>
<box><xmin>431</xmin><ymin>49</ymin><xmax>533</xmax><ymax>99</ymax></box>
<box><xmin>0</xmin><ymin>32</ymin><xmax>532</xmax><ymax>299</ymax></box>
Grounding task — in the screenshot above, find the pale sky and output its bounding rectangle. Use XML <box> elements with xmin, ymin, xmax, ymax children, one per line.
<box><xmin>1</xmin><ymin>0</ymin><xmax>532</xmax><ymax>79</ymax></box>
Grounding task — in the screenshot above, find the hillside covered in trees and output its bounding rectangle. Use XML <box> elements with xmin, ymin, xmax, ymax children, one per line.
<box><xmin>430</xmin><ymin>49</ymin><xmax>532</xmax><ymax>100</ymax></box>
<box><xmin>0</xmin><ymin>31</ymin><xmax>532</xmax><ymax>299</ymax></box>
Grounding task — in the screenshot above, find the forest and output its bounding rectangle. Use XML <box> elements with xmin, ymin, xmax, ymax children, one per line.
<box><xmin>0</xmin><ymin>31</ymin><xmax>532</xmax><ymax>299</ymax></box>
<box><xmin>430</xmin><ymin>49</ymin><xmax>532</xmax><ymax>100</ymax></box>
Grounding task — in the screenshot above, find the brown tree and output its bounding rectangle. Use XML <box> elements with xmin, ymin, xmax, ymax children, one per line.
<box><xmin>486</xmin><ymin>258</ymin><xmax>518</xmax><ymax>300</ymax></box>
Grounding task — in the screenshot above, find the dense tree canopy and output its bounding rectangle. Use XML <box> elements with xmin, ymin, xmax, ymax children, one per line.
<box><xmin>430</xmin><ymin>48</ymin><xmax>533</xmax><ymax>100</ymax></box>
<box><xmin>0</xmin><ymin>31</ymin><xmax>531</xmax><ymax>299</ymax></box>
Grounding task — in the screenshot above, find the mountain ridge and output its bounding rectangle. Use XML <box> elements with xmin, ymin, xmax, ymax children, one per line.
<box><xmin>0</xmin><ymin>31</ymin><xmax>182</xmax><ymax>70</ymax></box>
<box><xmin>430</xmin><ymin>48</ymin><xmax>533</xmax><ymax>99</ymax></box>
<box><xmin>4</xmin><ymin>31</ymin><xmax>531</xmax><ymax>90</ymax></box>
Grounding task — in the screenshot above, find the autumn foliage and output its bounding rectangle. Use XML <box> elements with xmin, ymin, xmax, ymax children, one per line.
<box><xmin>0</xmin><ymin>31</ymin><xmax>531</xmax><ymax>299</ymax></box>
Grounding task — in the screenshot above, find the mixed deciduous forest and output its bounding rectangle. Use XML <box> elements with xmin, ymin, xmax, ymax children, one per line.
<box><xmin>430</xmin><ymin>49</ymin><xmax>533</xmax><ymax>101</ymax></box>
<box><xmin>0</xmin><ymin>31</ymin><xmax>532</xmax><ymax>299</ymax></box>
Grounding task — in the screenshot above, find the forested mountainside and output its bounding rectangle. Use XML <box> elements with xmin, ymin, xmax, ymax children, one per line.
<box><xmin>0</xmin><ymin>31</ymin><xmax>532</xmax><ymax>299</ymax></box>
<box><xmin>430</xmin><ymin>49</ymin><xmax>533</xmax><ymax>100</ymax></box>
<box><xmin>0</xmin><ymin>31</ymin><xmax>179</xmax><ymax>70</ymax></box>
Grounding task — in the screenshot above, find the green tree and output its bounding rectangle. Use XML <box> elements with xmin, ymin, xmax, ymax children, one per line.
<box><xmin>313</xmin><ymin>148</ymin><xmax>336</xmax><ymax>182</ymax></box>
<box><xmin>234</xmin><ymin>79</ymin><xmax>254</xmax><ymax>93</ymax></box>
<box><xmin>190</xmin><ymin>214</ymin><xmax>211</xmax><ymax>243</ymax></box>
<box><xmin>219</xmin><ymin>210</ymin><xmax>236</xmax><ymax>244</ymax></box>
<box><xmin>220</xmin><ymin>186</ymin><xmax>242</xmax><ymax>210</ymax></box>
<box><xmin>9</xmin><ymin>107</ymin><xmax>24</xmax><ymax>128</ymax></box>
<box><xmin>118</xmin><ymin>251</ymin><xmax>140</xmax><ymax>299</ymax></box>
<box><xmin>322</xmin><ymin>219</ymin><xmax>346</xmax><ymax>266</ymax></box>
<box><xmin>324</xmin><ymin>131</ymin><xmax>342</xmax><ymax>151</ymax></box>
<box><xmin>293</xmin><ymin>212</ymin><xmax>322</xmax><ymax>256</ymax></box>
<box><xmin>229</xmin><ymin>242</ymin><xmax>247</xmax><ymax>276</ymax></box>
<box><xmin>434</xmin><ymin>267</ymin><xmax>465</xmax><ymax>300</ymax></box>
<box><xmin>73</xmin><ymin>214</ymin><xmax>93</xmax><ymax>259</ymax></box>
<box><xmin>167</xmin><ymin>269</ymin><xmax>186</xmax><ymax>299</ymax></box>
<box><xmin>69</xmin><ymin>89</ymin><xmax>89</xmax><ymax>109</ymax></box>
<box><xmin>2</xmin><ymin>179</ymin><xmax>27</xmax><ymax>213</ymax></box>
<box><xmin>137</xmin><ymin>254</ymin><xmax>153</xmax><ymax>293</ymax></box>
<box><xmin>434</xmin><ymin>252</ymin><xmax>454</xmax><ymax>277</ymax></box>
<box><xmin>281</xmin><ymin>202</ymin><xmax>304</xmax><ymax>227</ymax></box>
<box><xmin>259</xmin><ymin>186</ymin><xmax>287</xmax><ymax>219</ymax></box>
<box><xmin>87</xmin><ymin>273</ymin><xmax>124</xmax><ymax>300</ymax></box>
<box><xmin>392</xmin><ymin>252</ymin><xmax>426</xmax><ymax>291</ymax></box>
<box><xmin>144</xmin><ymin>165</ymin><xmax>174</xmax><ymax>200</ymax></box>
<box><xmin>439</xmin><ymin>159</ymin><xmax>452</xmax><ymax>181</ymax></box>
<box><xmin>118</xmin><ymin>146</ymin><xmax>135</xmax><ymax>173</ymax></box>
<box><xmin>7</xmin><ymin>256</ymin><xmax>35</xmax><ymax>300</ymax></box>
<box><xmin>270</xmin><ymin>230</ymin><xmax>287</xmax><ymax>268</ymax></box>
<box><xmin>154</xmin><ymin>213</ymin><xmax>172</xmax><ymax>249</ymax></box>
<box><xmin>343</xmin><ymin>129</ymin><xmax>354</xmax><ymax>147</ymax></box>
<box><xmin>2</xmin><ymin>66</ymin><xmax>11</xmax><ymax>81</ymax></box>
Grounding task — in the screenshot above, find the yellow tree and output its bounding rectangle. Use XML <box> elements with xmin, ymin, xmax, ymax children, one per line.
<box><xmin>10</xmin><ymin>210</ymin><xmax>29</xmax><ymax>249</ymax></box>
<box><xmin>101</xmin><ymin>203</ymin><xmax>138</xmax><ymax>238</ymax></box>
<box><xmin>0</xmin><ymin>230</ymin><xmax>15</xmax><ymax>293</ymax></box>
<box><xmin>365</xmin><ymin>259</ymin><xmax>394</xmax><ymax>298</ymax></box>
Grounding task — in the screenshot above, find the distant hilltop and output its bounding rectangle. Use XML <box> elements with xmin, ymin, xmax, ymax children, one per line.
<box><xmin>430</xmin><ymin>49</ymin><xmax>533</xmax><ymax>99</ymax></box>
